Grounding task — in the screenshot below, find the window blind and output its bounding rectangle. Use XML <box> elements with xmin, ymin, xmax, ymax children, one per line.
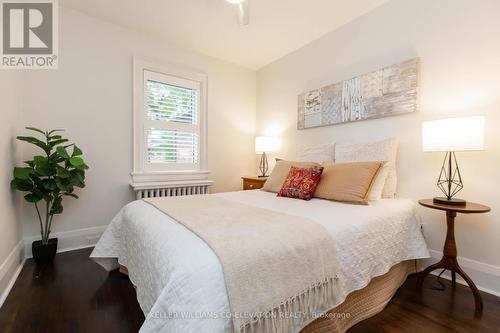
<box><xmin>147</xmin><ymin>129</ymin><xmax>198</xmax><ymax>164</ymax></box>
<box><xmin>147</xmin><ymin>80</ymin><xmax>198</xmax><ymax>124</ymax></box>
<box><xmin>144</xmin><ymin>71</ymin><xmax>200</xmax><ymax>167</ymax></box>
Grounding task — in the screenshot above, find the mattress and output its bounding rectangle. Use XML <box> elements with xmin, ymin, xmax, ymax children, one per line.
<box><xmin>90</xmin><ymin>190</ymin><xmax>429</xmax><ymax>333</ymax></box>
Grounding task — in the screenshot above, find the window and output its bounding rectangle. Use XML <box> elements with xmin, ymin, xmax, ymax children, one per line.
<box><xmin>145</xmin><ymin>71</ymin><xmax>200</xmax><ymax>169</ymax></box>
<box><xmin>132</xmin><ymin>59</ymin><xmax>208</xmax><ymax>184</ymax></box>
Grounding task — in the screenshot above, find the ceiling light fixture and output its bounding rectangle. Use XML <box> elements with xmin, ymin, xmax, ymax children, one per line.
<box><xmin>226</xmin><ymin>0</ymin><xmax>249</xmax><ymax>26</ymax></box>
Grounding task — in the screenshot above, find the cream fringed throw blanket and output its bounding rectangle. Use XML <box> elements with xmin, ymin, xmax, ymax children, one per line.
<box><xmin>144</xmin><ymin>195</ymin><xmax>340</xmax><ymax>333</ymax></box>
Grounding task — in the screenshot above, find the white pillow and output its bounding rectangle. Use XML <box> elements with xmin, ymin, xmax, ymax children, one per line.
<box><xmin>296</xmin><ymin>143</ymin><xmax>334</xmax><ymax>163</ymax></box>
<box><xmin>367</xmin><ymin>162</ymin><xmax>390</xmax><ymax>201</ymax></box>
<box><xmin>335</xmin><ymin>138</ymin><xmax>398</xmax><ymax>198</ymax></box>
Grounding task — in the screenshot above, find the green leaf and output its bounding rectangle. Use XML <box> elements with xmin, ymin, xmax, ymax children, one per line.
<box><xmin>69</xmin><ymin>157</ymin><xmax>84</xmax><ymax>166</ymax></box>
<box><xmin>24</xmin><ymin>160</ymin><xmax>35</xmax><ymax>168</ymax></box>
<box><xmin>11</xmin><ymin>178</ymin><xmax>33</xmax><ymax>191</ymax></box>
<box><xmin>69</xmin><ymin>169</ymin><xmax>85</xmax><ymax>188</ymax></box>
<box><xmin>35</xmin><ymin>161</ymin><xmax>56</xmax><ymax>176</ymax></box>
<box><xmin>73</xmin><ymin>162</ymin><xmax>89</xmax><ymax>171</ymax></box>
<box><xmin>56</xmin><ymin>167</ymin><xmax>71</xmax><ymax>178</ymax></box>
<box><xmin>48</xmin><ymin>129</ymin><xmax>64</xmax><ymax>135</ymax></box>
<box><xmin>50</xmin><ymin>196</ymin><xmax>63</xmax><ymax>215</ymax></box>
<box><xmin>69</xmin><ymin>175</ymin><xmax>84</xmax><ymax>187</ymax></box>
<box><xmin>14</xmin><ymin>167</ymin><xmax>33</xmax><ymax>180</ymax></box>
<box><xmin>17</xmin><ymin>136</ymin><xmax>50</xmax><ymax>154</ymax></box>
<box><xmin>72</xmin><ymin>145</ymin><xmax>82</xmax><ymax>157</ymax></box>
<box><xmin>48</xmin><ymin>151</ymin><xmax>65</xmax><ymax>162</ymax></box>
<box><xmin>24</xmin><ymin>192</ymin><xmax>44</xmax><ymax>203</ymax></box>
<box><xmin>56</xmin><ymin>146</ymin><xmax>70</xmax><ymax>159</ymax></box>
<box><xmin>33</xmin><ymin>155</ymin><xmax>47</xmax><ymax>164</ymax></box>
<box><xmin>55</xmin><ymin>178</ymin><xmax>72</xmax><ymax>192</ymax></box>
<box><xmin>49</xmin><ymin>139</ymin><xmax>69</xmax><ymax>148</ymax></box>
<box><xmin>70</xmin><ymin>169</ymin><xmax>84</xmax><ymax>182</ymax></box>
<box><xmin>63</xmin><ymin>193</ymin><xmax>79</xmax><ymax>199</ymax></box>
<box><xmin>28</xmin><ymin>173</ymin><xmax>41</xmax><ymax>183</ymax></box>
<box><xmin>25</xmin><ymin>127</ymin><xmax>46</xmax><ymax>135</ymax></box>
<box><xmin>42</xmin><ymin>179</ymin><xmax>58</xmax><ymax>191</ymax></box>
<box><xmin>43</xmin><ymin>193</ymin><xmax>54</xmax><ymax>202</ymax></box>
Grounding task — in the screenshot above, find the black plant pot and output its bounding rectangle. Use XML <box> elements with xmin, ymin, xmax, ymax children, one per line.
<box><xmin>32</xmin><ymin>238</ymin><xmax>58</xmax><ymax>264</ymax></box>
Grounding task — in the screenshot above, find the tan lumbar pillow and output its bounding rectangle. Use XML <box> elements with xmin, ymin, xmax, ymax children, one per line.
<box><xmin>314</xmin><ymin>162</ymin><xmax>384</xmax><ymax>204</ymax></box>
<box><xmin>335</xmin><ymin>138</ymin><xmax>398</xmax><ymax>198</ymax></box>
<box><xmin>262</xmin><ymin>159</ymin><xmax>320</xmax><ymax>193</ymax></box>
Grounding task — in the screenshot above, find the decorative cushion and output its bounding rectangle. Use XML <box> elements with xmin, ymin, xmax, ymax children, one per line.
<box><xmin>314</xmin><ymin>162</ymin><xmax>384</xmax><ymax>204</ymax></box>
<box><xmin>296</xmin><ymin>143</ymin><xmax>335</xmax><ymax>163</ymax></box>
<box><xmin>262</xmin><ymin>159</ymin><xmax>321</xmax><ymax>193</ymax></box>
<box><xmin>366</xmin><ymin>162</ymin><xmax>390</xmax><ymax>201</ymax></box>
<box><xmin>277</xmin><ymin>166</ymin><xmax>324</xmax><ymax>201</ymax></box>
<box><xmin>335</xmin><ymin>138</ymin><xmax>398</xmax><ymax>198</ymax></box>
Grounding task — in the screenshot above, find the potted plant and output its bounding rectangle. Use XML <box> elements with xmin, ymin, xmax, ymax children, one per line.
<box><xmin>10</xmin><ymin>127</ymin><xmax>88</xmax><ymax>263</ymax></box>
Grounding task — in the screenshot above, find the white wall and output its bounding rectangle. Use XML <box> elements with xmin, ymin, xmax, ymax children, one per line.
<box><xmin>0</xmin><ymin>71</ymin><xmax>24</xmax><ymax>302</ymax></box>
<box><xmin>257</xmin><ymin>0</ymin><xmax>500</xmax><ymax>293</ymax></box>
<box><xmin>20</xmin><ymin>7</ymin><xmax>256</xmax><ymax>238</ymax></box>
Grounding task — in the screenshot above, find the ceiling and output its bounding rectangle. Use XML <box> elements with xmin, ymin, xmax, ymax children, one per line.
<box><xmin>61</xmin><ymin>0</ymin><xmax>389</xmax><ymax>70</ymax></box>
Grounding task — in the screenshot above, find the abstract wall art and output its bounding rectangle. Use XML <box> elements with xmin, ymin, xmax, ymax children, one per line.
<box><xmin>297</xmin><ymin>58</ymin><xmax>419</xmax><ymax>129</ymax></box>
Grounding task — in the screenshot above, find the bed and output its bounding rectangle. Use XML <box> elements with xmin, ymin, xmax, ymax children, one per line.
<box><xmin>91</xmin><ymin>189</ymin><xmax>429</xmax><ymax>333</ymax></box>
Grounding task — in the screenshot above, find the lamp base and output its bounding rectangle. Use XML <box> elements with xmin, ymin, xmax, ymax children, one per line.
<box><xmin>433</xmin><ymin>197</ymin><xmax>466</xmax><ymax>206</ymax></box>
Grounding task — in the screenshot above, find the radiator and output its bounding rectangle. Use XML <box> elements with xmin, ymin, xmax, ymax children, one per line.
<box><xmin>134</xmin><ymin>182</ymin><xmax>212</xmax><ymax>200</ymax></box>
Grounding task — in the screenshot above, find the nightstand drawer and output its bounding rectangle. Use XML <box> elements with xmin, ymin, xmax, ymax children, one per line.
<box><xmin>241</xmin><ymin>176</ymin><xmax>267</xmax><ymax>190</ymax></box>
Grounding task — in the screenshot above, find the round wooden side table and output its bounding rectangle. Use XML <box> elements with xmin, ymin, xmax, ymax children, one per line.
<box><xmin>416</xmin><ymin>199</ymin><xmax>490</xmax><ymax>312</ymax></box>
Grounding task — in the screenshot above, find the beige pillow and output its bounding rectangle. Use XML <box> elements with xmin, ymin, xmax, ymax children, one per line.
<box><xmin>262</xmin><ymin>159</ymin><xmax>320</xmax><ymax>193</ymax></box>
<box><xmin>314</xmin><ymin>162</ymin><xmax>384</xmax><ymax>204</ymax></box>
<box><xmin>366</xmin><ymin>162</ymin><xmax>390</xmax><ymax>201</ymax></box>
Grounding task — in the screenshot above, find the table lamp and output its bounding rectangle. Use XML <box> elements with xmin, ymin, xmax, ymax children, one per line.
<box><xmin>255</xmin><ymin>136</ymin><xmax>277</xmax><ymax>177</ymax></box>
<box><xmin>422</xmin><ymin>116</ymin><xmax>485</xmax><ymax>206</ymax></box>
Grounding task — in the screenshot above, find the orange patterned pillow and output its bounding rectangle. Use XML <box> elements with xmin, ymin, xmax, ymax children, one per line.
<box><xmin>277</xmin><ymin>166</ymin><xmax>324</xmax><ymax>201</ymax></box>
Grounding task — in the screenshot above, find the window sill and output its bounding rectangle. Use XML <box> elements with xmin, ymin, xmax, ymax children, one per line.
<box><xmin>131</xmin><ymin>170</ymin><xmax>211</xmax><ymax>184</ymax></box>
<box><xmin>131</xmin><ymin>179</ymin><xmax>214</xmax><ymax>191</ymax></box>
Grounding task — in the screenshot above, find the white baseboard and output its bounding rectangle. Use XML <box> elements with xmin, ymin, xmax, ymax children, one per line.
<box><xmin>0</xmin><ymin>241</ymin><xmax>25</xmax><ymax>308</ymax></box>
<box><xmin>23</xmin><ymin>225</ymin><xmax>107</xmax><ymax>258</ymax></box>
<box><xmin>422</xmin><ymin>249</ymin><xmax>500</xmax><ymax>297</ymax></box>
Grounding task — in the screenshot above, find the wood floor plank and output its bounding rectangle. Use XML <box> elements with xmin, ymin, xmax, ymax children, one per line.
<box><xmin>0</xmin><ymin>248</ymin><xmax>499</xmax><ymax>333</ymax></box>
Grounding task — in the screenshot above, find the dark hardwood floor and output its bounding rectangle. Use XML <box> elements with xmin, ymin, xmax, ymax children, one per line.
<box><xmin>1</xmin><ymin>248</ymin><xmax>499</xmax><ymax>333</ymax></box>
<box><xmin>0</xmin><ymin>248</ymin><xmax>143</xmax><ymax>333</ymax></box>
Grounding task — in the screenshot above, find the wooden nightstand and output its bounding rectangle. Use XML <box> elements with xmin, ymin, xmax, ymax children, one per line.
<box><xmin>416</xmin><ymin>199</ymin><xmax>491</xmax><ymax>312</ymax></box>
<box><xmin>241</xmin><ymin>176</ymin><xmax>268</xmax><ymax>190</ymax></box>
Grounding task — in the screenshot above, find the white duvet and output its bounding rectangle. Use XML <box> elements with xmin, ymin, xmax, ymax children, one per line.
<box><xmin>90</xmin><ymin>190</ymin><xmax>429</xmax><ymax>333</ymax></box>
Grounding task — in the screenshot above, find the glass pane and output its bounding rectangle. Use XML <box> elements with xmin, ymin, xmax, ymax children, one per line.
<box><xmin>146</xmin><ymin>80</ymin><xmax>198</xmax><ymax>124</ymax></box>
<box><xmin>147</xmin><ymin>128</ymin><xmax>198</xmax><ymax>164</ymax></box>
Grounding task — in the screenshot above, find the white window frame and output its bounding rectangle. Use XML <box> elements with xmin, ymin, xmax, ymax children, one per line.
<box><xmin>132</xmin><ymin>57</ymin><xmax>209</xmax><ymax>184</ymax></box>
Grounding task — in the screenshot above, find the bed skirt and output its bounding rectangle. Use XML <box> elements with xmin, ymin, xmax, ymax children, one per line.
<box><xmin>300</xmin><ymin>260</ymin><xmax>416</xmax><ymax>333</ymax></box>
<box><xmin>119</xmin><ymin>260</ymin><xmax>417</xmax><ymax>333</ymax></box>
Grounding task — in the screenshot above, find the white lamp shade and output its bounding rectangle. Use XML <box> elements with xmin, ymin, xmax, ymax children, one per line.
<box><xmin>422</xmin><ymin>116</ymin><xmax>485</xmax><ymax>152</ymax></box>
<box><xmin>255</xmin><ymin>136</ymin><xmax>277</xmax><ymax>153</ymax></box>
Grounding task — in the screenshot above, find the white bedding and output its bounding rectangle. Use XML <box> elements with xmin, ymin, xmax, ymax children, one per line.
<box><xmin>90</xmin><ymin>190</ymin><xmax>429</xmax><ymax>333</ymax></box>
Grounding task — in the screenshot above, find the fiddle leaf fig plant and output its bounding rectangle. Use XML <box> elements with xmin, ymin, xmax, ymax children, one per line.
<box><xmin>11</xmin><ymin>128</ymin><xmax>89</xmax><ymax>245</ymax></box>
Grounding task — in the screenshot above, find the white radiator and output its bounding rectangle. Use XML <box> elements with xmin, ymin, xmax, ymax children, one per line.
<box><xmin>132</xmin><ymin>181</ymin><xmax>213</xmax><ymax>200</ymax></box>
